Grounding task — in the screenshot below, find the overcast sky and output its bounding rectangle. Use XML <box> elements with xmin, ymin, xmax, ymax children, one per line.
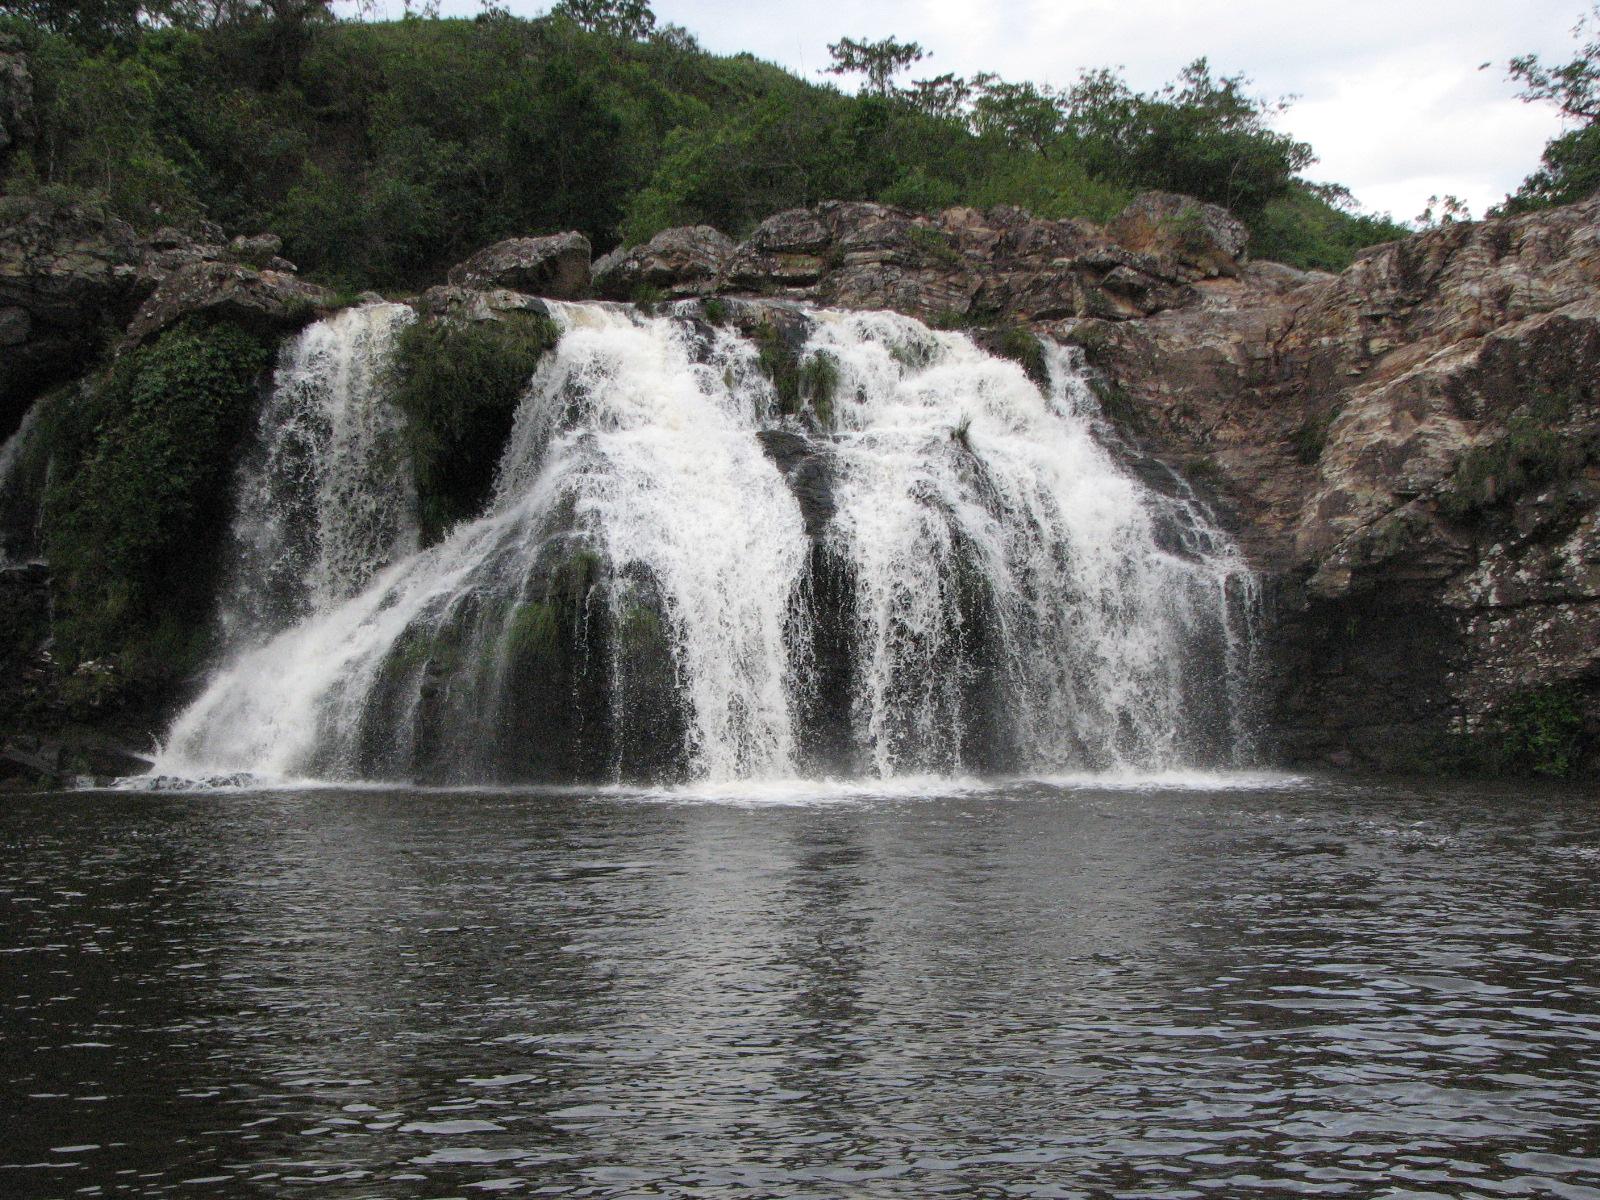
<box><xmin>371</xmin><ymin>0</ymin><xmax>1590</xmax><ymax>221</ymax></box>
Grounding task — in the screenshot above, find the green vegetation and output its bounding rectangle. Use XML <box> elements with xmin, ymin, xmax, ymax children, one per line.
<box><xmin>1090</xmin><ymin>377</ymin><xmax>1145</xmax><ymax>435</ymax></box>
<box><xmin>0</xmin><ymin>2</ymin><xmax>1407</xmax><ymax>284</ymax></box>
<box><xmin>387</xmin><ymin>311</ymin><xmax>559</xmax><ymax>544</ymax></box>
<box><xmin>988</xmin><ymin>325</ymin><xmax>1048</xmax><ymax>390</ymax></box>
<box><xmin>42</xmin><ymin>319</ymin><xmax>272</xmax><ymax>672</ymax></box>
<box><xmin>1251</xmin><ymin>183</ymin><xmax>1406</xmax><ymax>272</ymax></box>
<box><xmin>1494</xmin><ymin>684</ymin><xmax>1587</xmax><ymax>778</ymax></box>
<box><xmin>506</xmin><ymin>598</ymin><xmax>561</xmax><ymax>660</ymax></box>
<box><xmin>1496</xmin><ymin>5</ymin><xmax>1600</xmax><ymax>213</ymax></box>
<box><xmin>1438</xmin><ymin>411</ymin><xmax>1592</xmax><ymax>523</ymax></box>
<box><xmin>1290</xmin><ymin>405</ymin><xmax>1340</xmax><ymax>465</ymax></box>
<box><xmin>751</xmin><ymin>325</ymin><xmax>838</xmax><ymax>426</ymax></box>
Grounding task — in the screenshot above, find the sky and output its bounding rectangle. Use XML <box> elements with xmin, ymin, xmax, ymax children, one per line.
<box><xmin>368</xmin><ymin>0</ymin><xmax>1591</xmax><ymax>221</ymax></box>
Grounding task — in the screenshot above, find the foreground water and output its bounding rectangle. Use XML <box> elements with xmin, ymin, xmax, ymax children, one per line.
<box><xmin>2</xmin><ymin>775</ymin><xmax>1598</xmax><ymax>1198</ymax></box>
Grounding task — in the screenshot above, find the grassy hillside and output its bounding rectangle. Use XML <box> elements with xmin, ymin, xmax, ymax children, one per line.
<box><xmin>0</xmin><ymin>5</ymin><xmax>1408</xmax><ymax>289</ymax></box>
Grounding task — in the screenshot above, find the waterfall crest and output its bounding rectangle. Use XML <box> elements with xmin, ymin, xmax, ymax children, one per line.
<box><xmin>154</xmin><ymin>301</ymin><xmax>1257</xmax><ymax>785</ymax></box>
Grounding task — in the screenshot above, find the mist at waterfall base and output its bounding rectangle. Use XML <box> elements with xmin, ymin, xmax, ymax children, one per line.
<box><xmin>150</xmin><ymin>301</ymin><xmax>1257</xmax><ymax>790</ymax></box>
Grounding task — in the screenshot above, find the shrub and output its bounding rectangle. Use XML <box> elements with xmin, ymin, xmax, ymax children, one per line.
<box><xmin>43</xmin><ymin>319</ymin><xmax>273</xmax><ymax>670</ymax></box>
<box><xmin>1290</xmin><ymin>407</ymin><xmax>1339</xmax><ymax>465</ymax></box>
<box><xmin>1438</xmin><ymin>420</ymin><xmax>1590</xmax><ymax>523</ymax></box>
<box><xmin>387</xmin><ymin>312</ymin><xmax>560</xmax><ymax>545</ymax></box>
<box><xmin>1495</xmin><ymin>685</ymin><xmax>1586</xmax><ymax>778</ymax></box>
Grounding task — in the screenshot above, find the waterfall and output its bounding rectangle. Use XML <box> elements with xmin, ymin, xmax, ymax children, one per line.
<box><xmin>0</xmin><ymin>399</ymin><xmax>47</xmax><ymax>565</ymax></box>
<box><xmin>153</xmin><ymin>301</ymin><xmax>1257</xmax><ymax>786</ymax></box>
<box><xmin>214</xmin><ymin>302</ymin><xmax>420</xmax><ymax>647</ymax></box>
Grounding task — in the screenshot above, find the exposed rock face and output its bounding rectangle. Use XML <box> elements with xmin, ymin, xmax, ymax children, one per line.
<box><xmin>592</xmin><ymin>225</ymin><xmax>735</xmax><ymax>299</ymax></box>
<box><xmin>603</xmin><ymin>200</ymin><xmax>1208</xmax><ymax>323</ymax></box>
<box><xmin>0</xmin><ymin>196</ymin><xmax>324</xmax><ymax>436</ymax></box>
<box><xmin>1109</xmin><ymin>190</ymin><xmax>1250</xmax><ymax>279</ymax></box>
<box><xmin>446</xmin><ymin>232</ymin><xmax>591</xmax><ymax>297</ymax></box>
<box><xmin>416</xmin><ymin>284</ymin><xmax>553</xmax><ymax>324</ymax></box>
<box><xmin>123</xmin><ymin>260</ymin><xmax>333</xmax><ymax>346</ymax></box>
<box><xmin>1049</xmin><ymin>199</ymin><xmax>1600</xmax><ymax>773</ymax></box>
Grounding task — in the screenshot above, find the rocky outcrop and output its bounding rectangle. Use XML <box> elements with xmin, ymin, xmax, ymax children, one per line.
<box><xmin>123</xmin><ymin>259</ymin><xmax>333</xmax><ymax>346</ymax></box>
<box><xmin>446</xmin><ymin>232</ymin><xmax>591</xmax><ymax>297</ymax></box>
<box><xmin>1047</xmin><ymin>199</ymin><xmax>1600</xmax><ymax>774</ymax></box>
<box><xmin>628</xmin><ymin>199</ymin><xmax>1206</xmax><ymax>323</ymax></box>
<box><xmin>592</xmin><ymin>225</ymin><xmax>735</xmax><ymax>299</ymax></box>
<box><xmin>0</xmin><ymin>195</ymin><xmax>327</xmax><ymax>436</ymax></box>
<box><xmin>1108</xmin><ymin>191</ymin><xmax>1249</xmax><ymax>279</ymax></box>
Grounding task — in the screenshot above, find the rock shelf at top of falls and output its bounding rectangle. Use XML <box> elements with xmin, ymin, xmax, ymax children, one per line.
<box><xmin>149</xmin><ymin>299</ymin><xmax>1258</xmax><ymax>788</ymax></box>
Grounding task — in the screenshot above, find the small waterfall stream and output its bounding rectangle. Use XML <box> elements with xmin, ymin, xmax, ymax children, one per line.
<box><xmin>154</xmin><ymin>300</ymin><xmax>1257</xmax><ymax>785</ymax></box>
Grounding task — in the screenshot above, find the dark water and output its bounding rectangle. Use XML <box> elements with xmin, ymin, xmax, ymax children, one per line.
<box><xmin>2</xmin><ymin>773</ymin><xmax>1599</xmax><ymax>1199</ymax></box>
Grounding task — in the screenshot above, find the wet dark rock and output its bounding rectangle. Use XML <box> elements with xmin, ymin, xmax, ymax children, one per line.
<box><xmin>446</xmin><ymin>232</ymin><xmax>591</xmax><ymax>298</ymax></box>
<box><xmin>757</xmin><ymin>430</ymin><xmax>834</xmax><ymax>537</ymax></box>
<box><xmin>123</xmin><ymin>260</ymin><xmax>333</xmax><ymax>347</ymax></box>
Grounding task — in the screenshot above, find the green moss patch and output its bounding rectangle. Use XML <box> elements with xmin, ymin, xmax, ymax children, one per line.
<box><xmin>388</xmin><ymin>312</ymin><xmax>560</xmax><ymax>545</ymax></box>
<box><xmin>42</xmin><ymin>319</ymin><xmax>273</xmax><ymax>675</ymax></box>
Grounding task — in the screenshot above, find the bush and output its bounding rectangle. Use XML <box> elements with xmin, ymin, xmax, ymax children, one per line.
<box><xmin>387</xmin><ymin>311</ymin><xmax>560</xmax><ymax>544</ymax></box>
<box><xmin>43</xmin><ymin>319</ymin><xmax>273</xmax><ymax>669</ymax></box>
<box><xmin>1438</xmin><ymin>419</ymin><xmax>1591</xmax><ymax>523</ymax></box>
<box><xmin>1496</xmin><ymin>685</ymin><xmax>1587</xmax><ymax>778</ymax></box>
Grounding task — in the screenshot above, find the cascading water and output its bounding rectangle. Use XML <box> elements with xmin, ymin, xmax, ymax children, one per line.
<box><xmin>0</xmin><ymin>399</ymin><xmax>47</xmax><ymax>565</ymax></box>
<box><xmin>154</xmin><ymin>300</ymin><xmax>1258</xmax><ymax>786</ymax></box>
<box><xmin>214</xmin><ymin>302</ymin><xmax>420</xmax><ymax>646</ymax></box>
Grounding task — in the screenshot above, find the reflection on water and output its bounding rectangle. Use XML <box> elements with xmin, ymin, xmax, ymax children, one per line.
<box><xmin>2</xmin><ymin>776</ymin><xmax>1598</xmax><ymax>1197</ymax></box>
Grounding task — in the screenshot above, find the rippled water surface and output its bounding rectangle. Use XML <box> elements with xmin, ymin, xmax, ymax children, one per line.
<box><xmin>2</xmin><ymin>775</ymin><xmax>1599</xmax><ymax>1198</ymax></box>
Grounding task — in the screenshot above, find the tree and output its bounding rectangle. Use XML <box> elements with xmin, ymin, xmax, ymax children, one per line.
<box><xmin>1063</xmin><ymin>59</ymin><xmax>1312</xmax><ymax>217</ymax></box>
<box><xmin>823</xmin><ymin>35</ymin><xmax>924</xmax><ymax>96</ymax></box>
<box><xmin>904</xmin><ymin>72</ymin><xmax>969</xmax><ymax>121</ymax></box>
<box><xmin>1415</xmin><ymin>193</ymin><xmax>1471</xmax><ymax>228</ymax></box>
<box><xmin>970</xmin><ymin>74</ymin><xmax>1063</xmax><ymax>155</ymax></box>
<box><xmin>1498</xmin><ymin>5</ymin><xmax>1600</xmax><ymax>211</ymax></box>
<box><xmin>550</xmin><ymin>0</ymin><xmax>655</xmax><ymax>40</ymax></box>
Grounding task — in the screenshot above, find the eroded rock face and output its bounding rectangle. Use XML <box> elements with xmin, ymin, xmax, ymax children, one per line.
<box><xmin>614</xmin><ymin>200</ymin><xmax>1217</xmax><ymax>323</ymax></box>
<box><xmin>0</xmin><ymin>196</ymin><xmax>323</xmax><ymax>436</ymax></box>
<box><xmin>124</xmin><ymin>260</ymin><xmax>333</xmax><ymax>346</ymax></box>
<box><xmin>593</xmin><ymin>225</ymin><xmax>735</xmax><ymax>299</ymax></box>
<box><xmin>446</xmin><ymin>232</ymin><xmax>591</xmax><ymax>297</ymax></box>
<box><xmin>1108</xmin><ymin>190</ymin><xmax>1250</xmax><ymax>279</ymax></box>
<box><xmin>1052</xmin><ymin>198</ymin><xmax>1600</xmax><ymax>773</ymax></box>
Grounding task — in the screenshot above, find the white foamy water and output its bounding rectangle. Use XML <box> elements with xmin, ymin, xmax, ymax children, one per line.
<box><xmin>154</xmin><ymin>302</ymin><xmax>1258</xmax><ymax>786</ymax></box>
<box><xmin>0</xmin><ymin>398</ymin><xmax>46</xmax><ymax>565</ymax></box>
<box><xmin>214</xmin><ymin>302</ymin><xmax>420</xmax><ymax>646</ymax></box>
<box><xmin>811</xmin><ymin>311</ymin><xmax>1255</xmax><ymax>774</ymax></box>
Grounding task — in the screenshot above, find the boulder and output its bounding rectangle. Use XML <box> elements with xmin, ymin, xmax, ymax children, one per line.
<box><xmin>416</xmin><ymin>284</ymin><xmax>553</xmax><ymax>324</ymax></box>
<box><xmin>226</xmin><ymin>232</ymin><xmax>284</xmax><ymax>269</ymax></box>
<box><xmin>123</xmin><ymin>260</ymin><xmax>333</xmax><ymax>346</ymax></box>
<box><xmin>446</xmin><ymin>232</ymin><xmax>591</xmax><ymax>297</ymax></box>
<box><xmin>592</xmin><ymin>225</ymin><xmax>736</xmax><ymax>299</ymax></box>
<box><xmin>1109</xmin><ymin>191</ymin><xmax>1250</xmax><ymax>279</ymax></box>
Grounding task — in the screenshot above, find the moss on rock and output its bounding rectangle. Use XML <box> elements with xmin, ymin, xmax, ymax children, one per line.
<box><xmin>388</xmin><ymin>311</ymin><xmax>560</xmax><ymax>545</ymax></box>
<box><xmin>42</xmin><ymin>318</ymin><xmax>272</xmax><ymax>676</ymax></box>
